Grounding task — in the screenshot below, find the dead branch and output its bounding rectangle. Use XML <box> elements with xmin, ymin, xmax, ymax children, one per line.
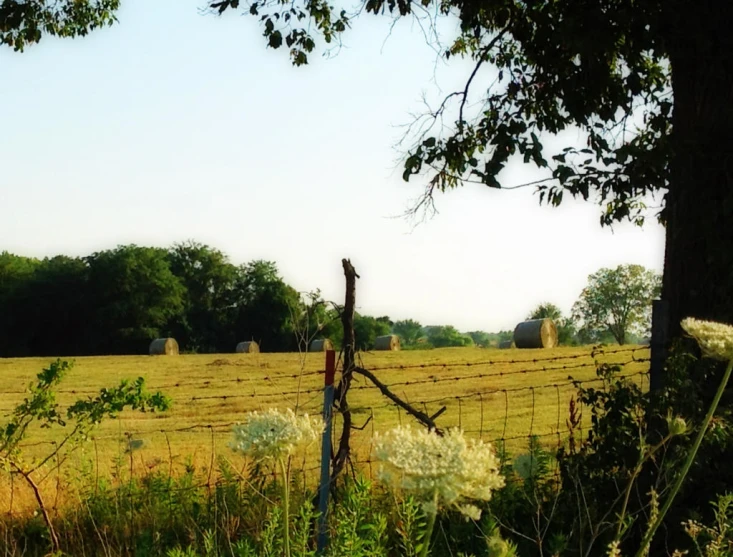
<box><xmin>353</xmin><ymin>366</ymin><xmax>445</xmax><ymax>433</ymax></box>
<box><xmin>330</xmin><ymin>258</ymin><xmax>359</xmax><ymax>482</ymax></box>
<box><xmin>12</xmin><ymin>463</ymin><xmax>60</xmax><ymax>553</ymax></box>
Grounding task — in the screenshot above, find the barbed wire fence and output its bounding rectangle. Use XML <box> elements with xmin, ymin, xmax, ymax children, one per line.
<box><xmin>339</xmin><ymin>346</ymin><xmax>651</xmax><ymax>477</ymax></box>
<box><xmin>1</xmin><ymin>344</ymin><xmax>651</xmax><ymax>518</ymax></box>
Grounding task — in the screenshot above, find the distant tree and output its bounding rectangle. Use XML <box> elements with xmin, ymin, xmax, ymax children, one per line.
<box><xmin>572</xmin><ymin>264</ymin><xmax>661</xmax><ymax>345</ymax></box>
<box><xmin>22</xmin><ymin>256</ymin><xmax>90</xmax><ymax>356</ymax></box>
<box><xmin>496</xmin><ymin>330</ymin><xmax>513</xmax><ymax>344</ymax></box>
<box><xmin>168</xmin><ymin>241</ymin><xmax>238</xmax><ymax>352</ymax></box>
<box><xmin>427</xmin><ymin>325</ymin><xmax>473</xmax><ymax>348</ymax></box>
<box><xmin>467</xmin><ymin>331</ymin><xmax>490</xmax><ymax>348</ymax></box>
<box><xmin>528</xmin><ymin>301</ymin><xmax>577</xmax><ymax>346</ymax></box>
<box><xmin>287</xmin><ymin>290</ymin><xmax>344</xmax><ymax>352</ymax></box>
<box><xmin>527</xmin><ymin>303</ymin><xmax>563</xmax><ymax>322</ymax></box>
<box><xmin>556</xmin><ymin>320</ymin><xmax>579</xmax><ymax>347</ymax></box>
<box><xmin>85</xmin><ymin>245</ymin><xmax>185</xmax><ymax>354</ymax></box>
<box><xmin>232</xmin><ymin>260</ymin><xmax>300</xmax><ymax>351</ymax></box>
<box><xmin>0</xmin><ymin>252</ymin><xmax>88</xmax><ymax>356</ymax></box>
<box><xmin>393</xmin><ymin>319</ymin><xmax>423</xmax><ymax>346</ymax></box>
<box><xmin>376</xmin><ymin>316</ymin><xmax>394</xmax><ymax>328</ymax></box>
<box><xmin>575</xmin><ymin>327</ymin><xmax>618</xmax><ymax>346</ymax></box>
<box><xmin>353</xmin><ymin>313</ymin><xmax>392</xmax><ymax>351</ymax></box>
<box><xmin>0</xmin><ymin>251</ymin><xmax>39</xmax><ymax>291</ymax></box>
<box><xmin>0</xmin><ymin>252</ymin><xmax>40</xmax><ymax>356</ymax></box>
<box><xmin>319</xmin><ymin>307</ymin><xmax>344</xmax><ymax>350</ymax></box>
<box><xmin>485</xmin><ymin>330</ymin><xmax>514</xmax><ymax>347</ymax></box>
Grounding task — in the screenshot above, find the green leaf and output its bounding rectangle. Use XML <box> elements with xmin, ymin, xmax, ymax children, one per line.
<box><xmin>268</xmin><ymin>30</ymin><xmax>282</xmax><ymax>48</ymax></box>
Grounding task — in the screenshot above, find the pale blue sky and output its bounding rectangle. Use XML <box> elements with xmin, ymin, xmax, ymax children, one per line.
<box><xmin>0</xmin><ymin>1</ymin><xmax>665</xmax><ymax>332</ymax></box>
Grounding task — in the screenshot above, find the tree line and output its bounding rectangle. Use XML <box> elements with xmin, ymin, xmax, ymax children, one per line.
<box><xmin>0</xmin><ymin>242</ymin><xmax>311</xmax><ymax>356</ymax></box>
<box><xmin>393</xmin><ymin>264</ymin><xmax>661</xmax><ymax>349</ymax></box>
<box><xmin>0</xmin><ymin>241</ymin><xmax>426</xmax><ymax>357</ymax></box>
<box><xmin>0</xmin><ymin>242</ymin><xmax>660</xmax><ymax>357</ymax></box>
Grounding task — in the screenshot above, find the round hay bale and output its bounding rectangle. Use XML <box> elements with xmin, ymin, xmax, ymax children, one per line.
<box><xmin>235</xmin><ymin>341</ymin><xmax>260</xmax><ymax>354</ymax></box>
<box><xmin>309</xmin><ymin>338</ymin><xmax>334</xmax><ymax>352</ymax></box>
<box><xmin>498</xmin><ymin>339</ymin><xmax>516</xmax><ymax>349</ymax></box>
<box><xmin>149</xmin><ymin>338</ymin><xmax>179</xmax><ymax>356</ymax></box>
<box><xmin>374</xmin><ymin>335</ymin><xmax>400</xmax><ymax>351</ymax></box>
<box><xmin>513</xmin><ymin>319</ymin><xmax>558</xmax><ymax>349</ymax></box>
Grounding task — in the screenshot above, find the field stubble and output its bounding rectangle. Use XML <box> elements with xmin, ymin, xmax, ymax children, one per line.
<box><xmin>0</xmin><ymin>345</ymin><xmax>649</xmax><ymax>514</ymax></box>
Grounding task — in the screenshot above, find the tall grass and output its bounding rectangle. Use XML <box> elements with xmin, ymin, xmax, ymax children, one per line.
<box><xmin>0</xmin><ymin>454</ymin><xmax>486</xmax><ymax>557</ymax></box>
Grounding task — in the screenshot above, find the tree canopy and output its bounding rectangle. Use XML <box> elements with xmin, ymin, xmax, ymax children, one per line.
<box><xmin>426</xmin><ymin>325</ymin><xmax>474</xmax><ymax>348</ymax></box>
<box><xmin>81</xmin><ymin>245</ymin><xmax>186</xmax><ymax>355</ymax></box>
<box><xmin>393</xmin><ymin>319</ymin><xmax>424</xmax><ymax>346</ymax></box>
<box><xmin>527</xmin><ymin>303</ymin><xmax>563</xmax><ymax>322</ymax></box>
<box><xmin>353</xmin><ymin>314</ymin><xmax>392</xmax><ymax>351</ymax></box>
<box><xmin>0</xmin><ymin>244</ymin><xmax>329</xmax><ymax>356</ymax></box>
<box><xmin>167</xmin><ymin>241</ymin><xmax>239</xmax><ymax>353</ymax></box>
<box><xmin>0</xmin><ymin>0</ymin><xmax>119</xmax><ymax>50</ymax></box>
<box><xmin>572</xmin><ymin>264</ymin><xmax>661</xmax><ymax>345</ymax></box>
<box><xmin>4</xmin><ymin>0</ymin><xmax>731</xmax><ymax>333</ymax></box>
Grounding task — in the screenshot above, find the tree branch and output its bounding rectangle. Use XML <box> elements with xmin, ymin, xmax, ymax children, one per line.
<box><xmin>458</xmin><ymin>26</ymin><xmax>510</xmax><ymax>127</ymax></box>
<box><xmin>353</xmin><ymin>366</ymin><xmax>444</xmax><ymax>433</ymax></box>
<box><xmin>11</xmin><ymin>463</ymin><xmax>60</xmax><ymax>553</ymax></box>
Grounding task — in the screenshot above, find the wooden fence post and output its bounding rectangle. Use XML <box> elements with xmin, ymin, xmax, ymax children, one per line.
<box><xmin>650</xmin><ymin>299</ymin><xmax>670</xmax><ymax>393</ymax></box>
<box><xmin>317</xmin><ymin>349</ymin><xmax>336</xmax><ymax>553</ymax></box>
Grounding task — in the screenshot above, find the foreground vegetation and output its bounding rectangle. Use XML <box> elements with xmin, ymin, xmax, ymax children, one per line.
<box><xmin>0</xmin><ymin>345</ymin><xmax>649</xmax><ymax>516</ymax></box>
<box><xmin>2</xmin><ymin>328</ymin><xmax>733</xmax><ymax>557</ymax></box>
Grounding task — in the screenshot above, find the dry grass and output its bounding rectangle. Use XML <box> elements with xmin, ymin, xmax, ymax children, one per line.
<box><xmin>0</xmin><ymin>345</ymin><xmax>649</xmax><ymax>514</ymax></box>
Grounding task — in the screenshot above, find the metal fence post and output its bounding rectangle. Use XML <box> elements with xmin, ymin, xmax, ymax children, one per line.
<box><xmin>317</xmin><ymin>349</ymin><xmax>336</xmax><ymax>553</ymax></box>
<box><xmin>650</xmin><ymin>299</ymin><xmax>670</xmax><ymax>393</ymax></box>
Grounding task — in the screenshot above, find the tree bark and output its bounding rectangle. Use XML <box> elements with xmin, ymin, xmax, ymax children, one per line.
<box><xmin>662</xmin><ymin>0</ymin><xmax>733</xmax><ymax>333</ymax></box>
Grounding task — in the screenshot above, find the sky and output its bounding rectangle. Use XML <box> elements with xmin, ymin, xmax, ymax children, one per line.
<box><xmin>0</xmin><ymin>0</ymin><xmax>666</xmax><ymax>332</ymax></box>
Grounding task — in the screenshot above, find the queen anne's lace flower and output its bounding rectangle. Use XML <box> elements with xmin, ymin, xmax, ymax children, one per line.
<box><xmin>230</xmin><ymin>408</ymin><xmax>322</xmax><ymax>460</ymax></box>
<box><xmin>372</xmin><ymin>426</ymin><xmax>504</xmax><ymax>519</ymax></box>
<box><xmin>458</xmin><ymin>504</ymin><xmax>482</xmax><ymax>521</ymax></box>
<box><xmin>681</xmin><ymin>318</ymin><xmax>733</xmax><ymax>361</ymax></box>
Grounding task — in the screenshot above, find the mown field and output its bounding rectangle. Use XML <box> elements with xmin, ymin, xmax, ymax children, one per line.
<box><xmin>0</xmin><ymin>345</ymin><xmax>649</xmax><ymax>515</ymax></box>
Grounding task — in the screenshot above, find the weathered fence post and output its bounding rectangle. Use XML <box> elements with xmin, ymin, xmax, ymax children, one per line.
<box><xmin>650</xmin><ymin>299</ymin><xmax>670</xmax><ymax>393</ymax></box>
<box><xmin>317</xmin><ymin>349</ymin><xmax>336</xmax><ymax>553</ymax></box>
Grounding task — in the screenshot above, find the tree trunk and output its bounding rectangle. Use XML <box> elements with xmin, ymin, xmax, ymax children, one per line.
<box><xmin>662</xmin><ymin>0</ymin><xmax>733</xmax><ymax>334</ymax></box>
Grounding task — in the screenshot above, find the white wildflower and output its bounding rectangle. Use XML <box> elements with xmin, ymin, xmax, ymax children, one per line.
<box><xmin>607</xmin><ymin>540</ymin><xmax>621</xmax><ymax>557</ymax></box>
<box><xmin>681</xmin><ymin>318</ymin><xmax>733</xmax><ymax>361</ymax></box>
<box><xmin>683</xmin><ymin>519</ymin><xmax>702</xmax><ymax>539</ymax></box>
<box><xmin>372</xmin><ymin>426</ymin><xmax>504</xmax><ymax>518</ymax></box>
<box><xmin>421</xmin><ymin>500</ymin><xmax>438</xmax><ymax>516</ymax></box>
<box><xmin>458</xmin><ymin>503</ymin><xmax>482</xmax><ymax>521</ymax></box>
<box><xmin>230</xmin><ymin>408</ymin><xmax>322</xmax><ymax>461</ymax></box>
<box><xmin>487</xmin><ymin>536</ymin><xmax>511</xmax><ymax>557</ymax></box>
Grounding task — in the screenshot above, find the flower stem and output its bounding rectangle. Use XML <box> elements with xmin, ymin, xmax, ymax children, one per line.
<box><xmin>615</xmin><ymin>435</ymin><xmax>671</xmax><ymax>540</ymax></box>
<box><xmin>634</xmin><ymin>357</ymin><xmax>733</xmax><ymax>557</ymax></box>
<box><xmin>420</xmin><ymin>493</ymin><xmax>438</xmax><ymax>557</ymax></box>
<box><xmin>279</xmin><ymin>457</ymin><xmax>291</xmax><ymax>557</ymax></box>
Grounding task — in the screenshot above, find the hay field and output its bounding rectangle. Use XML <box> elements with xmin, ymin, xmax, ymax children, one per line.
<box><xmin>0</xmin><ymin>345</ymin><xmax>649</xmax><ymax>514</ymax></box>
